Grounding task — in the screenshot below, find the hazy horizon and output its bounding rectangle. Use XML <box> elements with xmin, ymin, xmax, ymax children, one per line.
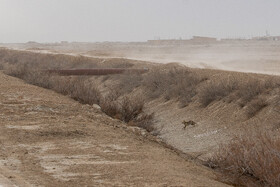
<box><xmin>1</xmin><ymin>0</ymin><xmax>280</xmax><ymax>43</ymax></box>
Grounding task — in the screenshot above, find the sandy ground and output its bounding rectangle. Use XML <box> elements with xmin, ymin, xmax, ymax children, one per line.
<box><xmin>0</xmin><ymin>72</ymin><xmax>229</xmax><ymax>186</ymax></box>
<box><xmin>84</xmin><ymin>42</ymin><xmax>280</xmax><ymax>76</ymax></box>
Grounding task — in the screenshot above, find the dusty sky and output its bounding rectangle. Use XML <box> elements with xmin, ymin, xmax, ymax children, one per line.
<box><xmin>1</xmin><ymin>0</ymin><xmax>280</xmax><ymax>43</ymax></box>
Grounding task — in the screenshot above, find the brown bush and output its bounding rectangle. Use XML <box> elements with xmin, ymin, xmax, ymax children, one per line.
<box><xmin>99</xmin><ymin>91</ymin><xmax>120</xmax><ymax>118</ymax></box>
<box><xmin>133</xmin><ymin>113</ymin><xmax>155</xmax><ymax>132</ymax></box>
<box><xmin>245</xmin><ymin>97</ymin><xmax>268</xmax><ymax>118</ymax></box>
<box><xmin>24</xmin><ymin>70</ymin><xmax>54</xmax><ymax>89</ymax></box>
<box><xmin>237</xmin><ymin>78</ymin><xmax>278</xmax><ymax>107</ymax></box>
<box><xmin>116</xmin><ymin>71</ymin><xmax>143</xmax><ymax>93</ymax></box>
<box><xmin>198</xmin><ymin>76</ymin><xmax>279</xmax><ymax>108</ymax></box>
<box><xmin>100</xmin><ymin>93</ymin><xmax>154</xmax><ymax>132</ymax></box>
<box><xmin>52</xmin><ymin>77</ymin><xmax>74</xmax><ymax>95</ymax></box>
<box><xmin>143</xmin><ymin>68</ymin><xmax>170</xmax><ymax>99</ymax></box>
<box><xmin>143</xmin><ymin>67</ymin><xmax>205</xmax><ymax>107</ymax></box>
<box><xmin>4</xmin><ymin>63</ymin><xmax>30</xmax><ymax>79</ymax></box>
<box><xmin>67</xmin><ymin>78</ymin><xmax>101</xmax><ymax>105</ymax></box>
<box><xmin>119</xmin><ymin>96</ymin><xmax>144</xmax><ymax>123</ymax></box>
<box><xmin>198</xmin><ymin>78</ymin><xmax>238</xmax><ymax>107</ymax></box>
<box><xmin>207</xmin><ymin>131</ymin><xmax>280</xmax><ymax>187</ymax></box>
<box><xmin>165</xmin><ymin>69</ymin><xmax>205</xmax><ymax>107</ymax></box>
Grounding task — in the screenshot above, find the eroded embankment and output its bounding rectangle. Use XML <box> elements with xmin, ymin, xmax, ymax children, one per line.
<box><xmin>0</xmin><ymin>48</ymin><xmax>279</xmax><ymax>155</ymax></box>
<box><xmin>0</xmin><ymin>72</ymin><xmax>230</xmax><ymax>186</ymax></box>
<box><xmin>0</xmin><ymin>48</ymin><xmax>279</xmax><ymax>186</ymax></box>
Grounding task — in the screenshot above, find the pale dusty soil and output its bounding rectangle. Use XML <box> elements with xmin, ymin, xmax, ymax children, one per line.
<box><xmin>2</xmin><ymin>41</ymin><xmax>280</xmax><ymax>75</ymax></box>
<box><xmin>0</xmin><ymin>72</ymin><xmax>229</xmax><ymax>186</ymax></box>
<box><xmin>84</xmin><ymin>43</ymin><xmax>280</xmax><ymax>76</ymax></box>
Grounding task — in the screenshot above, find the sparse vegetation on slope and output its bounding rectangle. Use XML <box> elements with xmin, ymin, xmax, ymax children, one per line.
<box><xmin>208</xmin><ymin>131</ymin><xmax>280</xmax><ymax>187</ymax></box>
<box><xmin>142</xmin><ymin>67</ymin><xmax>206</xmax><ymax>107</ymax></box>
<box><xmin>0</xmin><ymin>49</ymin><xmax>279</xmax><ymax>124</ymax></box>
<box><xmin>0</xmin><ymin>49</ymin><xmax>154</xmax><ymax>132</ymax></box>
<box><xmin>0</xmin><ymin>49</ymin><xmax>279</xmax><ymax>187</ymax></box>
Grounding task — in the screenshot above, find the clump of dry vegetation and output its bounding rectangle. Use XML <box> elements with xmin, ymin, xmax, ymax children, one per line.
<box><xmin>197</xmin><ymin>74</ymin><xmax>279</xmax><ymax>119</ymax></box>
<box><xmin>100</xmin><ymin>92</ymin><xmax>155</xmax><ymax>132</ymax></box>
<box><xmin>198</xmin><ymin>77</ymin><xmax>238</xmax><ymax>107</ymax></box>
<box><xmin>142</xmin><ymin>67</ymin><xmax>206</xmax><ymax>107</ymax></box>
<box><xmin>207</xmin><ymin>131</ymin><xmax>280</xmax><ymax>187</ymax></box>
<box><xmin>236</xmin><ymin>78</ymin><xmax>278</xmax><ymax>107</ymax></box>
<box><xmin>245</xmin><ymin>97</ymin><xmax>268</xmax><ymax>118</ymax></box>
<box><xmin>115</xmin><ymin>71</ymin><xmax>143</xmax><ymax>93</ymax></box>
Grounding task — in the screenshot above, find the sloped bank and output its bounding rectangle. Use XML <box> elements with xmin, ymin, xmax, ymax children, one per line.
<box><xmin>0</xmin><ymin>48</ymin><xmax>279</xmax><ymax>186</ymax></box>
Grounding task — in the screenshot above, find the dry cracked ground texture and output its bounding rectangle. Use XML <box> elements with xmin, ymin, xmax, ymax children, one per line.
<box><xmin>0</xmin><ymin>72</ymin><xmax>229</xmax><ymax>187</ymax></box>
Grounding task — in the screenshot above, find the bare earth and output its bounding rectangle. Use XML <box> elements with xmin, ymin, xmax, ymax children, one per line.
<box><xmin>0</xmin><ymin>72</ymin><xmax>229</xmax><ymax>186</ymax></box>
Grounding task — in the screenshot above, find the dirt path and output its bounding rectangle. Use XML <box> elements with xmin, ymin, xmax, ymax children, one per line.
<box><xmin>0</xmin><ymin>72</ymin><xmax>229</xmax><ymax>186</ymax></box>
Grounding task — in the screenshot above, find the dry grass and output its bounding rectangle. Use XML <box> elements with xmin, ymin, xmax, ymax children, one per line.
<box><xmin>207</xmin><ymin>131</ymin><xmax>280</xmax><ymax>187</ymax></box>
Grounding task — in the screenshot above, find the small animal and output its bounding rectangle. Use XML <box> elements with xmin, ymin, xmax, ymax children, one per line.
<box><xmin>182</xmin><ymin>120</ymin><xmax>196</xmax><ymax>129</ymax></box>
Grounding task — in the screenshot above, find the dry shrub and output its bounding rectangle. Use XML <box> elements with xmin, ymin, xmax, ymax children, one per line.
<box><xmin>237</xmin><ymin>78</ymin><xmax>278</xmax><ymax>107</ymax></box>
<box><xmin>3</xmin><ymin>58</ymin><xmax>101</xmax><ymax>105</ymax></box>
<box><xmin>143</xmin><ymin>68</ymin><xmax>170</xmax><ymax>98</ymax></box>
<box><xmin>245</xmin><ymin>97</ymin><xmax>268</xmax><ymax>118</ymax></box>
<box><xmin>132</xmin><ymin>113</ymin><xmax>155</xmax><ymax>132</ymax></box>
<box><xmin>116</xmin><ymin>71</ymin><xmax>143</xmax><ymax>93</ymax></box>
<box><xmin>198</xmin><ymin>78</ymin><xmax>238</xmax><ymax>107</ymax></box>
<box><xmin>25</xmin><ymin>71</ymin><xmax>54</xmax><ymax>89</ymax></box>
<box><xmin>4</xmin><ymin>63</ymin><xmax>30</xmax><ymax>79</ymax></box>
<box><xmin>52</xmin><ymin>77</ymin><xmax>74</xmax><ymax>95</ymax></box>
<box><xmin>100</xmin><ymin>93</ymin><xmax>154</xmax><ymax>132</ymax></box>
<box><xmin>99</xmin><ymin>91</ymin><xmax>120</xmax><ymax>118</ymax></box>
<box><xmin>143</xmin><ymin>67</ymin><xmax>205</xmax><ymax>107</ymax></box>
<box><xmin>165</xmin><ymin>69</ymin><xmax>205</xmax><ymax>107</ymax></box>
<box><xmin>67</xmin><ymin>78</ymin><xmax>101</xmax><ymax>105</ymax></box>
<box><xmin>198</xmin><ymin>76</ymin><xmax>279</xmax><ymax>108</ymax></box>
<box><xmin>119</xmin><ymin>96</ymin><xmax>144</xmax><ymax>123</ymax></box>
<box><xmin>208</xmin><ymin>131</ymin><xmax>280</xmax><ymax>187</ymax></box>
